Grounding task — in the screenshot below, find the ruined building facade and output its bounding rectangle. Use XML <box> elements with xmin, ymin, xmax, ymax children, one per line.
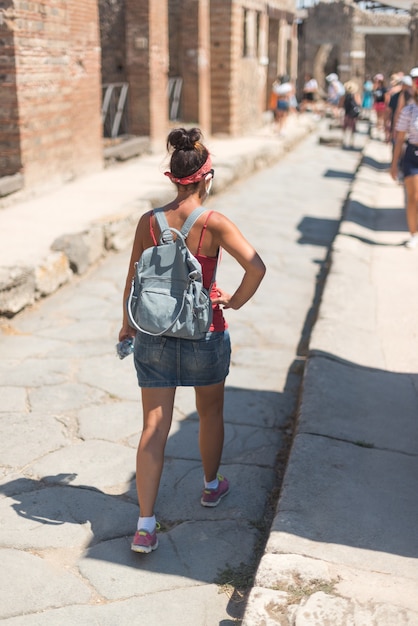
<box><xmin>1</xmin><ymin>1</ymin><xmax>297</xmax><ymax>195</ymax></box>
<box><xmin>297</xmin><ymin>1</ymin><xmax>415</xmax><ymax>97</ymax></box>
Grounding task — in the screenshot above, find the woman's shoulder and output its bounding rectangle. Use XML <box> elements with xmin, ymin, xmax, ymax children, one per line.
<box><xmin>397</xmin><ymin>102</ymin><xmax>417</xmax><ymax>126</ymax></box>
<box><xmin>138</xmin><ymin>208</ymin><xmax>154</xmax><ymax>225</ymax></box>
<box><xmin>401</xmin><ymin>102</ymin><xmax>417</xmax><ymax>115</ymax></box>
<box><xmin>205</xmin><ymin>209</ymin><xmax>225</xmax><ymax>226</ymax></box>
<box><xmin>205</xmin><ymin>210</ymin><xmax>236</xmax><ymax>232</ymax></box>
<box><xmin>135</xmin><ymin>208</ymin><xmax>155</xmax><ymax>240</ymax></box>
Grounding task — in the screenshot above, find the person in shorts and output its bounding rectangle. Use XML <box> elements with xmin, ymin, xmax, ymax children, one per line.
<box><xmin>300</xmin><ymin>74</ymin><xmax>319</xmax><ymax>113</ymax></box>
<box><xmin>372</xmin><ymin>73</ymin><xmax>387</xmax><ymax>138</ymax></box>
<box><xmin>390</xmin><ymin>68</ymin><xmax>418</xmax><ymax>249</ymax></box>
<box><xmin>272</xmin><ymin>75</ymin><xmax>293</xmax><ymax>135</ymax></box>
<box><xmin>119</xmin><ymin>127</ymin><xmax>266</xmax><ymax>552</ymax></box>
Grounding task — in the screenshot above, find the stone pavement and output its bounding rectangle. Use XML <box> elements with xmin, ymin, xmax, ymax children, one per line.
<box><xmin>242</xmin><ymin>140</ymin><xmax>418</xmax><ymax>624</ymax></box>
<box><xmin>0</xmin><ymin>112</ymin><xmax>318</xmax><ymax>626</ymax></box>
<box><xmin>1</xmin><ymin>115</ymin><xmax>417</xmax><ymax>625</ymax></box>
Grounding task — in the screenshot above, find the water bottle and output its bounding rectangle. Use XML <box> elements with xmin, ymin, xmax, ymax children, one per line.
<box><xmin>116</xmin><ymin>337</ymin><xmax>134</xmax><ymax>359</ymax></box>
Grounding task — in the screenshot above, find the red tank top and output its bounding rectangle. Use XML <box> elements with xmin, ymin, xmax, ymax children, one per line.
<box><xmin>149</xmin><ymin>210</ymin><xmax>227</xmax><ymax>332</ymax></box>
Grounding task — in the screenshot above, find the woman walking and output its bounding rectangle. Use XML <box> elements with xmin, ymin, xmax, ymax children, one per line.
<box><xmin>342</xmin><ymin>80</ymin><xmax>361</xmax><ymax>149</ymax></box>
<box><xmin>119</xmin><ymin>127</ymin><xmax>266</xmax><ymax>552</ymax></box>
<box><xmin>390</xmin><ymin>68</ymin><xmax>418</xmax><ymax>249</ymax></box>
<box><xmin>372</xmin><ymin>73</ymin><xmax>387</xmax><ymax>139</ymax></box>
<box><xmin>362</xmin><ymin>76</ymin><xmax>374</xmax><ymax>113</ymax></box>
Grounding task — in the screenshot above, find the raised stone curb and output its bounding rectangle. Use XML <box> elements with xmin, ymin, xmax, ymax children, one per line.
<box><xmin>241</xmin><ymin>140</ymin><xmax>418</xmax><ymax>625</ymax></box>
<box><xmin>0</xmin><ymin>265</ymin><xmax>35</xmax><ymax>317</ymax></box>
<box><xmin>103</xmin><ymin>136</ymin><xmax>151</xmax><ymax>163</ymax></box>
<box><xmin>0</xmin><ymin>173</ymin><xmax>24</xmax><ymax>198</ymax></box>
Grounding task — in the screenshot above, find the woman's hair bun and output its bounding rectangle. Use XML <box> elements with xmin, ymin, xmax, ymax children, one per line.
<box><xmin>167</xmin><ymin>127</ymin><xmax>202</xmax><ymax>152</ymax></box>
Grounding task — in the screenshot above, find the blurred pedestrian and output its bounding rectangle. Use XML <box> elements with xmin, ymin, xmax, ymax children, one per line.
<box><xmin>372</xmin><ymin>73</ymin><xmax>387</xmax><ymax>139</ymax></box>
<box><xmin>326</xmin><ymin>73</ymin><xmax>345</xmax><ymax>118</ymax></box>
<box><xmin>272</xmin><ymin>74</ymin><xmax>293</xmax><ymax>135</ymax></box>
<box><xmin>119</xmin><ymin>127</ymin><xmax>266</xmax><ymax>552</ymax></box>
<box><xmin>385</xmin><ymin>73</ymin><xmax>404</xmax><ymax>143</ymax></box>
<box><xmin>342</xmin><ymin>80</ymin><xmax>361</xmax><ymax>149</ymax></box>
<box><xmin>362</xmin><ymin>76</ymin><xmax>374</xmax><ymax>113</ymax></box>
<box><xmin>390</xmin><ymin>68</ymin><xmax>418</xmax><ymax>249</ymax></box>
<box><xmin>393</xmin><ymin>75</ymin><xmax>413</xmax><ymax>142</ymax></box>
<box><xmin>300</xmin><ymin>73</ymin><xmax>319</xmax><ymax>113</ymax></box>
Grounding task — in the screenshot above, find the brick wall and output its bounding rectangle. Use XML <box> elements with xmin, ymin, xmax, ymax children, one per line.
<box><xmin>98</xmin><ymin>0</ymin><xmax>127</xmax><ymax>84</ymax></box>
<box><xmin>210</xmin><ymin>0</ymin><xmax>233</xmax><ymax>134</ymax></box>
<box><xmin>67</xmin><ymin>2</ymin><xmax>103</xmax><ymax>177</ymax></box>
<box><xmin>125</xmin><ymin>0</ymin><xmax>168</xmax><ymax>144</ymax></box>
<box><xmin>211</xmin><ymin>0</ymin><xmax>295</xmax><ymax>135</ymax></box>
<box><xmin>0</xmin><ymin>1</ymin><xmax>21</xmax><ymax>177</ymax></box>
<box><xmin>1</xmin><ymin>0</ymin><xmax>297</xmax><ymax>189</ymax></box>
<box><xmin>168</xmin><ymin>0</ymin><xmax>182</xmax><ymax>76</ymax></box>
<box><xmin>0</xmin><ymin>0</ymin><xmax>103</xmax><ymax>189</ymax></box>
<box><xmin>176</xmin><ymin>0</ymin><xmax>211</xmax><ymax>134</ymax></box>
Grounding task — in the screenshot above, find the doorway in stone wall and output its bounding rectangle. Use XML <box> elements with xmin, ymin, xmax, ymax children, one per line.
<box><xmin>323</xmin><ymin>44</ymin><xmax>340</xmax><ymax>80</ymax></box>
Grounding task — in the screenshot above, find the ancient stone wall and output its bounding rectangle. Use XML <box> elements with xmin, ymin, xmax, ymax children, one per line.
<box><xmin>98</xmin><ymin>0</ymin><xmax>127</xmax><ymax>84</ymax></box>
<box><xmin>0</xmin><ymin>0</ymin><xmax>297</xmax><ymax>194</ymax></box>
<box><xmin>0</xmin><ymin>0</ymin><xmax>103</xmax><ymax>188</ymax></box>
<box><xmin>298</xmin><ymin>0</ymin><xmax>412</xmax><ymax>97</ymax></box>
<box><xmin>210</xmin><ymin>0</ymin><xmax>296</xmax><ymax>135</ymax></box>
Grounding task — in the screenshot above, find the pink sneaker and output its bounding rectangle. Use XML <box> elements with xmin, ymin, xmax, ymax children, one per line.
<box><xmin>201</xmin><ymin>474</ymin><xmax>230</xmax><ymax>507</ymax></box>
<box><xmin>131</xmin><ymin>527</ymin><xmax>159</xmax><ymax>553</ymax></box>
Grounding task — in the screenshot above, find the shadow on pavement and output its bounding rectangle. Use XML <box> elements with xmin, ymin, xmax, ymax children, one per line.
<box><xmin>361</xmin><ymin>154</ymin><xmax>391</xmax><ymax>170</ymax></box>
<box><xmin>323</xmin><ymin>168</ymin><xmax>355</xmax><ymax>180</ymax></box>
<box><xmin>345</xmin><ymin>200</ymin><xmax>407</xmax><ymax>232</ymax></box>
<box><xmin>0</xmin><ymin>473</ymin><xmax>137</xmax><ymax>537</ymax></box>
<box><xmin>344</xmin><ymin>233</ymin><xmax>406</xmax><ymax>246</ymax></box>
<box><xmin>0</xmin><ymin>376</ymin><xmax>301</xmax><ymax>623</ymax></box>
<box><xmin>274</xmin><ymin>351</ymin><xmax>418</xmax><ymax>564</ymax></box>
<box><xmin>297</xmin><ymin>216</ymin><xmax>340</xmax><ymax>246</ymax></box>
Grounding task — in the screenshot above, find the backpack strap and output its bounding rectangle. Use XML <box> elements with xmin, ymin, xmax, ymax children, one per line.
<box><xmin>180</xmin><ymin>206</ymin><xmax>208</xmax><ymax>238</ymax></box>
<box><xmin>153</xmin><ymin>206</ymin><xmax>208</xmax><ymax>242</ymax></box>
<box><xmin>153</xmin><ymin>208</ymin><xmax>174</xmax><ymax>243</ymax></box>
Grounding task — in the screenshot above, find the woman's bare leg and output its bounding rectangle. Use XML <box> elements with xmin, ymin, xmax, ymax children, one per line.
<box><xmin>195</xmin><ymin>381</ymin><xmax>225</xmax><ymax>482</ymax></box>
<box><xmin>136</xmin><ymin>387</ymin><xmax>176</xmax><ymax>517</ymax></box>
<box><xmin>404</xmin><ymin>176</ymin><xmax>418</xmax><ymax>235</ymax></box>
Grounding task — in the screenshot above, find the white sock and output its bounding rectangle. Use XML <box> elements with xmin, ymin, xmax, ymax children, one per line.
<box><xmin>137</xmin><ymin>515</ymin><xmax>156</xmax><ymax>533</ymax></box>
<box><xmin>204</xmin><ymin>476</ymin><xmax>219</xmax><ymax>490</ymax></box>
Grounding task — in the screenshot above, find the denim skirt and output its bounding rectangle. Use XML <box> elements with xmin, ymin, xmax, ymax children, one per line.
<box><xmin>133</xmin><ymin>330</ymin><xmax>231</xmax><ymax>388</ymax></box>
<box><xmin>403</xmin><ymin>143</ymin><xmax>418</xmax><ymax>178</ymax></box>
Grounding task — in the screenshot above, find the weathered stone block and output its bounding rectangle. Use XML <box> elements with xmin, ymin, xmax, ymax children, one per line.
<box><xmin>51</xmin><ymin>226</ymin><xmax>105</xmax><ymax>275</ymax></box>
<box><xmin>103</xmin><ymin>137</ymin><xmax>151</xmax><ymax>163</ymax></box>
<box><xmin>0</xmin><ymin>174</ymin><xmax>24</xmax><ymax>198</ymax></box>
<box><xmin>35</xmin><ymin>251</ymin><xmax>72</xmax><ymax>297</ymax></box>
<box><xmin>0</xmin><ymin>266</ymin><xmax>35</xmax><ymax>317</ymax></box>
<box><xmin>100</xmin><ymin>202</ymin><xmax>151</xmax><ymax>251</ymax></box>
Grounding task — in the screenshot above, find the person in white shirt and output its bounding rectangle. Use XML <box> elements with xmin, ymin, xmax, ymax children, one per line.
<box><xmin>300</xmin><ymin>73</ymin><xmax>319</xmax><ymax>113</ymax></box>
<box><xmin>326</xmin><ymin>73</ymin><xmax>345</xmax><ymax>118</ymax></box>
<box><xmin>272</xmin><ymin>75</ymin><xmax>293</xmax><ymax>135</ymax></box>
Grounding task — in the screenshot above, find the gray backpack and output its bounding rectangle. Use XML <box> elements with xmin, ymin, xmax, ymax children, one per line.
<box><xmin>127</xmin><ymin>207</ymin><xmax>216</xmax><ymax>339</ymax></box>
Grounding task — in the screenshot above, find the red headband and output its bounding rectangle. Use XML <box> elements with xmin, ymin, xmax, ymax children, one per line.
<box><xmin>164</xmin><ymin>154</ymin><xmax>212</xmax><ymax>185</ymax></box>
